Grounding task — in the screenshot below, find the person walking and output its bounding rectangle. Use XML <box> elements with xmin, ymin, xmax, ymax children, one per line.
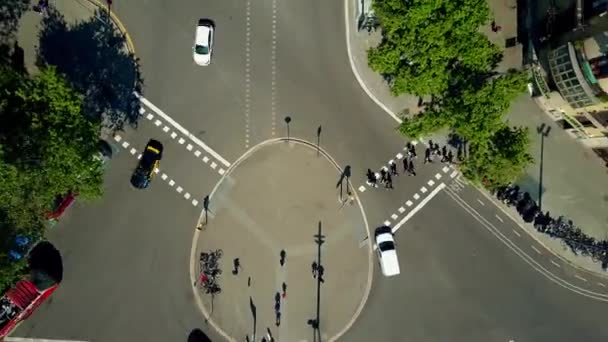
<box><xmin>403</xmin><ymin>158</ymin><xmax>409</xmax><ymax>174</ymax></box>
<box><xmin>311</xmin><ymin>261</ymin><xmax>318</xmax><ymax>278</ymax></box>
<box><xmin>408</xmin><ymin>159</ymin><xmax>416</xmax><ymax>176</ymax></box>
<box><xmin>424</xmin><ymin>147</ymin><xmax>431</xmax><ymax>164</ymax></box>
<box><xmin>380</xmin><ymin>168</ymin><xmax>387</xmax><ymax>185</ymax></box>
<box><xmin>409</xmin><ymin>143</ymin><xmax>417</xmax><ymax>158</ymax></box>
<box><xmin>390</xmin><ymin>161</ymin><xmax>398</xmax><ymax>176</ymax></box>
<box><xmin>385</xmin><ymin>172</ymin><xmax>393</xmax><ymax>189</ymax></box>
<box><xmin>447</xmin><ymin>150</ymin><xmax>454</xmax><ymax>164</ymax></box>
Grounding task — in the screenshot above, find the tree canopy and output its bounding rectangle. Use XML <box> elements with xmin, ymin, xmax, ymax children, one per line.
<box><xmin>0</xmin><ymin>65</ymin><xmax>102</xmax><ymax>290</ymax></box>
<box><xmin>368</xmin><ymin>0</ymin><xmax>501</xmax><ymax>96</ymax></box>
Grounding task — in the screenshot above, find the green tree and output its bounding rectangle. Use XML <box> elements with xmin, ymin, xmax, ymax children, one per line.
<box><xmin>462</xmin><ymin>125</ymin><xmax>533</xmax><ymax>186</ymax></box>
<box><xmin>369</xmin><ymin>0</ymin><xmax>501</xmax><ymax>96</ymax></box>
<box><xmin>0</xmin><ymin>65</ymin><xmax>103</xmax><ymax>228</ymax></box>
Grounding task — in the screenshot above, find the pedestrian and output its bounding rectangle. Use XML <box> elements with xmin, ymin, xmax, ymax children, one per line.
<box><xmin>275</xmin><ymin>292</ymin><xmax>281</xmax><ymax>303</ymax></box>
<box><xmin>417</xmin><ymin>97</ymin><xmax>424</xmax><ymax>107</ymax></box>
<box><xmin>282</xmin><ymin>282</ymin><xmax>287</xmax><ymax>299</ymax></box>
<box><xmin>442</xmin><ymin>145</ymin><xmax>447</xmax><ymax>157</ymax></box>
<box><xmin>402</xmin><ymin>158</ymin><xmax>408</xmax><ymax>174</ymax></box>
<box><xmin>390</xmin><ymin>161</ymin><xmax>398</xmax><ymax>176</ymax></box>
<box><xmin>232</xmin><ymin>258</ymin><xmax>240</xmax><ymax>275</ymax></box>
<box><xmin>408</xmin><ymin>159</ymin><xmax>416</xmax><ymax>176</ymax></box>
<box><xmin>424</xmin><ymin>148</ymin><xmax>431</xmax><ymax>164</ymax></box>
<box><xmin>447</xmin><ymin>150</ymin><xmax>454</xmax><ymax>164</ymax></box>
<box><xmin>266</xmin><ymin>328</ymin><xmax>275</xmax><ymax>342</ymax></box>
<box><xmin>366</xmin><ymin>169</ymin><xmax>374</xmax><ymax>183</ymax></box>
<box><xmin>410</xmin><ymin>144</ymin><xmax>417</xmax><ymax>158</ymax></box>
<box><xmin>434</xmin><ymin>143</ymin><xmax>441</xmax><ymax>155</ymax></box>
<box><xmin>274</xmin><ymin>301</ymin><xmax>280</xmax><ymax>313</ymax></box>
<box><xmin>385</xmin><ymin>172</ymin><xmax>393</xmax><ymax>189</ymax></box>
<box><xmin>275</xmin><ymin>311</ymin><xmax>281</xmax><ymax>326</ymax></box>
<box><xmin>280</xmin><ymin>250</ymin><xmax>286</xmax><ymax>266</ymax></box>
<box><xmin>380</xmin><ymin>168</ymin><xmax>387</xmax><ymax>184</ymax></box>
<box><xmin>312</xmin><ymin>261</ymin><xmax>318</xmax><ymax>278</ymax></box>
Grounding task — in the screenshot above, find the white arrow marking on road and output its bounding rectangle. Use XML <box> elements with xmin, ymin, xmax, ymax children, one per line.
<box><xmin>135</xmin><ymin>93</ymin><xmax>231</xmax><ymax>167</ymax></box>
<box><xmin>393</xmin><ymin>183</ymin><xmax>446</xmax><ymax>233</ymax></box>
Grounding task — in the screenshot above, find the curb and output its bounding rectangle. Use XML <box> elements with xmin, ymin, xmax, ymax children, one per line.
<box><xmin>82</xmin><ymin>0</ymin><xmax>136</xmax><ymax>55</ymax></box>
<box><xmin>189</xmin><ymin>137</ymin><xmax>375</xmax><ymax>342</ymax></box>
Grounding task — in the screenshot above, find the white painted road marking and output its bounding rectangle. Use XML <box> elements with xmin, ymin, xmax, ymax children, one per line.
<box><xmin>170</xmin><ymin>132</ymin><xmax>177</xmax><ymax>139</ymax></box>
<box><xmin>178</xmin><ymin>138</ymin><xmax>185</xmax><ymax>144</ymax></box>
<box><xmin>598</xmin><ymin>282</ymin><xmax>606</xmax><ymax>287</ymax></box>
<box><xmin>219</xmin><ymin>168</ymin><xmax>226</xmax><ymax>175</ymax></box>
<box><xmin>184</xmin><ymin>193</ymin><xmax>191</xmax><ymax>199</ymax></box>
<box><xmin>393</xmin><ymin>183</ymin><xmax>445</xmax><ymax>233</ymax></box>
<box><xmin>121</xmin><ymin>141</ymin><xmax>129</xmax><ymax>148</ymax></box>
<box><xmin>383</xmin><ymin>220</ymin><xmax>391</xmax><ymax>227</ymax></box>
<box><xmin>161</xmin><ymin>173</ymin><xmax>168</xmax><ymax>180</ymax></box>
<box><xmin>435</xmin><ymin>173</ymin><xmax>442</xmax><ymax>180</ymax></box>
<box><xmin>169</xmin><ymin>180</ymin><xmax>175</xmax><ymax>186</ymax></box>
<box><xmin>477</xmin><ymin>199</ymin><xmax>485</xmax><ymax>206</ymax></box>
<box><xmin>574</xmin><ymin>274</ymin><xmax>588</xmax><ymax>282</ymax></box>
<box><xmin>406</xmin><ymin>200</ymin><xmax>413</xmax><ymax>207</ymax></box>
<box><xmin>358</xmin><ymin>185</ymin><xmax>366</xmax><ymax>192</ymax></box>
<box><xmin>163</xmin><ymin>126</ymin><xmax>170</xmax><ymax>132</ymax></box>
<box><xmin>512</xmin><ymin>229</ymin><xmax>521</xmax><ymax>237</ymax></box>
<box><xmin>396</xmin><ymin>153</ymin><xmax>403</xmax><ymax>159</ymax></box>
<box><xmin>176</xmin><ymin>186</ymin><xmax>183</xmax><ymax>193</ymax></box>
<box><xmin>531</xmin><ymin>245</ymin><xmax>541</xmax><ymax>255</ymax></box>
<box><xmin>427</xmin><ymin>180</ymin><xmax>435</xmax><ymax>186</ymax></box>
<box><xmin>154</xmin><ymin>119</ymin><xmax>162</xmax><ymax>126</ymax></box>
<box><xmin>449</xmin><ymin>170</ymin><xmax>458</xmax><ymax>178</ymax></box>
<box><xmin>442</xmin><ymin>166</ymin><xmax>450</xmax><ymax>173</ymax></box>
<box><xmin>398</xmin><ymin>207</ymin><xmax>406</xmax><ymax>213</ymax></box>
<box><xmin>390</xmin><ymin>213</ymin><xmax>398</xmax><ymax>220</ymax></box>
<box><xmin>203</xmin><ymin>156</ymin><xmax>210</xmax><ymax>163</ymax></box>
<box><xmin>210</xmin><ymin>162</ymin><xmax>217</xmax><ymax>169</ymax></box>
<box><xmin>129</xmin><ymin>147</ymin><xmax>137</xmax><ymax>155</ymax></box>
<box><xmin>113</xmin><ymin>134</ymin><xmax>122</xmax><ymax>142</ymax></box>
<box><xmin>550</xmin><ymin>260</ymin><xmax>561</xmax><ymax>268</ymax></box>
<box><xmin>194</xmin><ymin>150</ymin><xmax>202</xmax><ymax>157</ymax></box>
<box><xmin>413</xmin><ymin>193</ymin><xmax>420</xmax><ymax>200</ymax></box>
<box><xmin>186</xmin><ymin>144</ymin><xmax>193</xmax><ymax>151</ymax></box>
<box><xmin>136</xmin><ymin>93</ymin><xmax>231</xmax><ymax>167</ymax></box>
<box><xmin>146</xmin><ymin>113</ymin><xmax>154</xmax><ymax>120</ymax></box>
<box><xmin>420</xmin><ymin>186</ymin><xmax>428</xmax><ymax>193</ymax></box>
<box><xmin>495</xmin><ymin>214</ymin><xmax>504</xmax><ymax>223</ymax></box>
<box><xmin>192</xmin><ymin>199</ymin><xmax>199</xmax><ymax>206</ymax></box>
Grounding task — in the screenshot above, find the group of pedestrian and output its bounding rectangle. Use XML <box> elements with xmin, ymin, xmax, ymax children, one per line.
<box><xmin>366</xmin><ymin>140</ymin><xmax>455</xmax><ymax>188</ymax></box>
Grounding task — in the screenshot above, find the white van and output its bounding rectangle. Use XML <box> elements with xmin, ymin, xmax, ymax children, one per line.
<box><xmin>374</xmin><ymin>226</ymin><xmax>400</xmax><ymax>277</ymax></box>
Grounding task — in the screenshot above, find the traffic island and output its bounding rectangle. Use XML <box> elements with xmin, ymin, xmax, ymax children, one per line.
<box><xmin>192</xmin><ymin>139</ymin><xmax>373</xmax><ymax>342</ymax></box>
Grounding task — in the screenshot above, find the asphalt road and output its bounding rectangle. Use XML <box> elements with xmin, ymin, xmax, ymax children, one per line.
<box><xmin>14</xmin><ymin>0</ymin><xmax>608</xmax><ymax>341</ymax></box>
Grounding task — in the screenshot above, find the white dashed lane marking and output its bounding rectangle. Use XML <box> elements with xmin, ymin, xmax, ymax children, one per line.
<box><xmin>146</xmin><ymin>113</ymin><xmax>154</xmax><ymax>120</ymax></box>
<box><xmin>390</xmin><ymin>214</ymin><xmax>398</xmax><ymax>220</ymax></box>
<box><xmin>171</xmin><ymin>132</ymin><xmax>177</xmax><ymax>139</ymax></box>
<box><xmin>383</xmin><ymin>220</ymin><xmax>391</xmax><ymax>226</ymax></box>
<box><xmin>435</xmin><ymin>173</ymin><xmax>442</xmax><ymax>180</ymax></box>
<box><xmin>398</xmin><ymin>207</ymin><xmax>406</xmax><ymax>213</ymax></box>
<box><xmin>598</xmin><ymin>282</ymin><xmax>606</xmax><ymax>287</ymax></box>
<box><xmin>449</xmin><ymin>170</ymin><xmax>458</xmax><ymax>178</ymax></box>
<box><xmin>427</xmin><ymin>180</ymin><xmax>435</xmax><ymax>186</ymax></box>
<box><xmin>420</xmin><ymin>187</ymin><xmax>427</xmax><ymax>194</ymax></box>
<box><xmin>512</xmin><ymin>229</ymin><xmax>521</xmax><ymax>237</ymax></box>
<box><xmin>406</xmin><ymin>200</ymin><xmax>413</xmax><ymax>207</ymax></box>
<box><xmin>476</xmin><ymin>199</ymin><xmax>485</xmax><ymax>206</ymax></box>
<box><xmin>154</xmin><ymin>119</ymin><xmax>162</xmax><ymax>126</ymax></box>
<box><xmin>413</xmin><ymin>193</ymin><xmax>420</xmax><ymax>200</ymax></box>
<box><xmin>163</xmin><ymin>126</ymin><xmax>170</xmax><ymax>132</ymax></box>
<box><xmin>113</xmin><ymin>135</ymin><xmax>201</xmax><ymax>207</ymax></box>
<box><xmin>495</xmin><ymin>214</ymin><xmax>504</xmax><ymax>223</ymax></box>
<box><xmin>531</xmin><ymin>245</ymin><xmax>541</xmax><ymax>255</ymax></box>
<box><xmin>178</xmin><ymin>138</ymin><xmax>185</xmax><ymax>144</ymax></box>
<box><xmin>574</xmin><ymin>274</ymin><xmax>588</xmax><ymax>282</ymax></box>
<box><xmin>194</xmin><ymin>150</ymin><xmax>201</xmax><ymax>157</ymax></box>
<box><xmin>550</xmin><ymin>260</ymin><xmax>561</xmax><ymax>268</ymax></box>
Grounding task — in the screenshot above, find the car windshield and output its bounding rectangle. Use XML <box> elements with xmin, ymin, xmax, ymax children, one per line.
<box><xmin>140</xmin><ymin>151</ymin><xmax>157</xmax><ymax>170</ymax></box>
<box><xmin>195</xmin><ymin>44</ymin><xmax>209</xmax><ymax>54</ymax></box>
<box><xmin>378</xmin><ymin>241</ymin><xmax>395</xmax><ymax>252</ymax></box>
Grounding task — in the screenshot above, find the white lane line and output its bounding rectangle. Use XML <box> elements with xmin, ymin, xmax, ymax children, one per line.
<box><xmin>358</xmin><ymin>185</ymin><xmax>366</xmax><ymax>192</ymax></box>
<box><xmin>550</xmin><ymin>260</ymin><xmax>561</xmax><ymax>268</ymax></box>
<box><xmin>413</xmin><ymin>193</ymin><xmax>420</xmax><ymax>200</ymax></box>
<box><xmin>427</xmin><ymin>180</ymin><xmax>435</xmax><ymax>186</ymax></box>
<box><xmin>192</xmin><ymin>199</ymin><xmax>199</xmax><ymax>206</ymax></box>
<box><xmin>129</xmin><ymin>147</ymin><xmax>137</xmax><ymax>155</ymax></box>
<box><xmin>121</xmin><ymin>141</ymin><xmax>129</xmax><ymax>148</ymax></box>
<box><xmin>383</xmin><ymin>220</ymin><xmax>391</xmax><ymax>227</ymax></box>
<box><xmin>450</xmin><ymin>170</ymin><xmax>458</xmax><ymax>178</ymax></box>
<box><xmin>390</xmin><ymin>213</ymin><xmax>398</xmax><ymax>220</ymax></box>
<box><xmin>184</xmin><ymin>192</ymin><xmax>191</xmax><ymax>199</ymax></box>
<box><xmin>398</xmin><ymin>207</ymin><xmax>406</xmax><ymax>213</ymax></box>
<box><xmin>495</xmin><ymin>214</ymin><xmax>504</xmax><ymax>222</ymax></box>
<box><xmin>186</xmin><ymin>144</ymin><xmax>193</xmax><ymax>151</ymax></box>
<box><xmin>194</xmin><ymin>150</ymin><xmax>201</xmax><ymax>157</ymax></box>
<box><xmin>163</xmin><ymin>126</ymin><xmax>170</xmax><ymax>132</ymax></box>
<box><xmin>210</xmin><ymin>162</ymin><xmax>217</xmax><ymax>169</ymax></box>
<box><xmin>154</xmin><ymin>119</ymin><xmax>162</xmax><ymax>126</ymax></box>
<box><xmin>574</xmin><ymin>274</ymin><xmax>588</xmax><ymax>282</ymax></box>
<box><xmin>598</xmin><ymin>282</ymin><xmax>606</xmax><ymax>287</ymax></box>
<box><xmin>420</xmin><ymin>186</ymin><xmax>428</xmax><ymax>193</ymax></box>
<box><xmin>405</xmin><ymin>200</ymin><xmax>413</xmax><ymax>207</ymax></box>
<box><xmin>169</xmin><ymin>180</ymin><xmax>175</xmax><ymax>186</ymax></box>
<box><xmin>161</xmin><ymin>173</ymin><xmax>168</xmax><ymax>180</ymax></box>
<box><xmin>137</xmin><ymin>154</ymin><xmax>142</xmax><ymax>160</ymax></box>
<box><xmin>170</xmin><ymin>132</ymin><xmax>177</xmax><ymax>139</ymax></box>
<box><xmin>146</xmin><ymin>113</ymin><xmax>154</xmax><ymax>120</ymax></box>
<box><xmin>531</xmin><ymin>245</ymin><xmax>541</xmax><ymax>255</ymax></box>
<box><xmin>477</xmin><ymin>199</ymin><xmax>485</xmax><ymax>206</ymax></box>
<box><xmin>393</xmin><ymin>183</ymin><xmax>445</xmax><ymax>232</ymax></box>
<box><xmin>176</xmin><ymin>186</ymin><xmax>183</xmax><ymax>193</ymax></box>
<box><xmin>219</xmin><ymin>168</ymin><xmax>226</xmax><ymax>175</ymax></box>
<box><xmin>113</xmin><ymin>134</ymin><xmax>122</xmax><ymax>142</ymax></box>
<box><xmin>442</xmin><ymin>166</ymin><xmax>450</xmax><ymax>173</ymax></box>
<box><xmin>512</xmin><ymin>229</ymin><xmax>521</xmax><ymax>237</ymax></box>
<box><xmin>135</xmin><ymin>93</ymin><xmax>231</xmax><ymax>167</ymax></box>
<box><xmin>178</xmin><ymin>138</ymin><xmax>185</xmax><ymax>144</ymax></box>
<box><xmin>203</xmin><ymin>156</ymin><xmax>210</xmax><ymax>163</ymax></box>
<box><xmin>435</xmin><ymin>173</ymin><xmax>442</xmax><ymax>180</ymax></box>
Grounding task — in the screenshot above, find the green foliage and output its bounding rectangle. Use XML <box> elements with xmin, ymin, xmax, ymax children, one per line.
<box><xmin>369</xmin><ymin>0</ymin><xmax>501</xmax><ymax>96</ymax></box>
<box><xmin>0</xmin><ymin>65</ymin><xmax>103</xmax><ymax>288</ymax></box>
<box><xmin>461</xmin><ymin>125</ymin><xmax>533</xmax><ymax>186</ymax></box>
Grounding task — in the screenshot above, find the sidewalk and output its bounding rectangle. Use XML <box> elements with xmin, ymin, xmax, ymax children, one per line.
<box><xmin>344</xmin><ymin>0</ymin><xmax>608</xmax><ymax>275</ymax></box>
<box><xmin>193</xmin><ymin>141</ymin><xmax>372</xmax><ymax>342</ymax></box>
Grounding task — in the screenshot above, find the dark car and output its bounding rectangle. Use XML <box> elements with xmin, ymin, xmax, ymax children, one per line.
<box><xmin>130</xmin><ymin>139</ymin><xmax>163</xmax><ymax>189</ymax></box>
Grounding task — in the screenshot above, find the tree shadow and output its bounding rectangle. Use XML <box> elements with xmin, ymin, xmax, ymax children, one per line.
<box><xmin>0</xmin><ymin>0</ymin><xmax>30</xmax><ymax>43</ymax></box>
<box><xmin>36</xmin><ymin>7</ymin><xmax>143</xmax><ymax>132</ymax></box>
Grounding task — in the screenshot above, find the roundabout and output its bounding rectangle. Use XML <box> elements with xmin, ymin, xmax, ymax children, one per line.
<box><xmin>190</xmin><ymin>139</ymin><xmax>373</xmax><ymax>341</ymax></box>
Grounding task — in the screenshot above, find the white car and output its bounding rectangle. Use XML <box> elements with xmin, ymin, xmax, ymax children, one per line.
<box><xmin>193</xmin><ymin>19</ymin><xmax>214</xmax><ymax>66</ymax></box>
<box><xmin>375</xmin><ymin>226</ymin><xmax>400</xmax><ymax>277</ymax></box>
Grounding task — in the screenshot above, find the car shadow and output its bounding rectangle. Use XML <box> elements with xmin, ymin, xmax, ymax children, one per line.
<box><xmin>36</xmin><ymin>7</ymin><xmax>143</xmax><ymax>133</ymax></box>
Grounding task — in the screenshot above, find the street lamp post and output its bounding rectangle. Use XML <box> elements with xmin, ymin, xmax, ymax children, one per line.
<box><xmin>536</xmin><ymin>124</ymin><xmax>551</xmax><ymax>211</ymax></box>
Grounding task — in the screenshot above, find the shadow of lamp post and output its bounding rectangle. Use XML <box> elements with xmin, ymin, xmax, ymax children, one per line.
<box><xmin>537</xmin><ymin>123</ymin><xmax>551</xmax><ymax>211</ymax></box>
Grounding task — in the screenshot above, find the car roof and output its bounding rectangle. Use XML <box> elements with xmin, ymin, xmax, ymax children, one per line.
<box><xmin>379</xmin><ymin>249</ymin><xmax>400</xmax><ymax>276</ymax></box>
<box><xmin>196</xmin><ymin>25</ymin><xmax>211</xmax><ymax>45</ymax></box>
<box><xmin>146</xmin><ymin>139</ymin><xmax>163</xmax><ymax>153</ymax></box>
<box><xmin>376</xmin><ymin>232</ymin><xmax>394</xmax><ymax>245</ymax></box>
<box><xmin>375</xmin><ymin>225</ymin><xmax>392</xmax><ymax>236</ymax></box>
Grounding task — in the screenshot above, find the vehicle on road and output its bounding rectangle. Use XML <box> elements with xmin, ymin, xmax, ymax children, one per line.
<box><xmin>130</xmin><ymin>139</ymin><xmax>163</xmax><ymax>189</ymax></box>
<box><xmin>193</xmin><ymin>19</ymin><xmax>215</xmax><ymax>66</ymax></box>
<box><xmin>374</xmin><ymin>226</ymin><xmax>400</xmax><ymax>277</ymax></box>
<box><xmin>0</xmin><ymin>241</ymin><xmax>62</xmax><ymax>339</ymax></box>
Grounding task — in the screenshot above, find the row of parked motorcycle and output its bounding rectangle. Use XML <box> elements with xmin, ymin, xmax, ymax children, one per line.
<box><xmin>493</xmin><ymin>184</ymin><xmax>608</xmax><ymax>269</ymax></box>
